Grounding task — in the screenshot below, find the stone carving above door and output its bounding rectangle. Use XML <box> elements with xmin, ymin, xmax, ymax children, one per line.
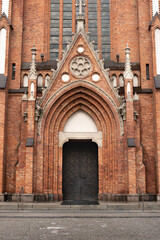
<box><xmin>70</xmin><ymin>56</ymin><xmax>92</xmax><ymax>77</ymax></box>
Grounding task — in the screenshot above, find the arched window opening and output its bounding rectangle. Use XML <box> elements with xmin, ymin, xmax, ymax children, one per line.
<box><xmin>119</xmin><ymin>74</ymin><xmax>124</xmax><ymax>87</ymax></box>
<box><xmin>31</xmin><ymin>82</ymin><xmax>34</xmax><ymax>95</ymax></box>
<box><xmin>112</xmin><ymin>74</ymin><xmax>117</xmax><ymax>87</ymax></box>
<box><xmin>23</xmin><ymin>74</ymin><xmax>28</xmax><ymax>87</ymax></box>
<box><xmin>146</xmin><ymin>64</ymin><xmax>150</xmax><ymax>80</ymax></box>
<box><xmin>2</xmin><ymin>0</ymin><xmax>10</xmax><ymax>17</ymax></box>
<box><xmin>37</xmin><ymin>74</ymin><xmax>43</xmax><ymax>87</ymax></box>
<box><xmin>127</xmin><ymin>82</ymin><xmax>131</xmax><ymax>96</ymax></box>
<box><xmin>152</xmin><ymin>0</ymin><xmax>159</xmax><ymax>16</ymax></box>
<box><xmin>133</xmin><ymin>74</ymin><xmax>138</xmax><ymax>87</ymax></box>
<box><xmin>64</xmin><ymin>110</ymin><xmax>98</xmax><ymax>133</ymax></box>
<box><xmin>0</xmin><ymin>28</ymin><xmax>7</xmax><ymax>74</ymax></box>
<box><xmin>45</xmin><ymin>74</ymin><xmax>50</xmax><ymax>88</ymax></box>
<box><xmin>12</xmin><ymin>63</ymin><xmax>16</xmax><ymax>80</ymax></box>
<box><xmin>155</xmin><ymin>28</ymin><xmax>160</xmax><ymax>75</ymax></box>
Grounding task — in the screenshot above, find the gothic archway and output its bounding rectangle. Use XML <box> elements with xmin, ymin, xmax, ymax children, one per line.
<box><xmin>35</xmin><ymin>81</ymin><xmax>126</xmax><ymax>201</ymax></box>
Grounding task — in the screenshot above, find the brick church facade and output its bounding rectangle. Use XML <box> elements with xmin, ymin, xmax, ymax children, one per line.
<box><xmin>0</xmin><ymin>0</ymin><xmax>160</xmax><ymax>203</ymax></box>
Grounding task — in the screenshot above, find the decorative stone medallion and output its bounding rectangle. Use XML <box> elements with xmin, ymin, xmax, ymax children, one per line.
<box><xmin>70</xmin><ymin>56</ymin><xmax>92</xmax><ymax>77</ymax></box>
<box><xmin>62</xmin><ymin>73</ymin><xmax>70</xmax><ymax>82</ymax></box>
<box><xmin>92</xmin><ymin>73</ymin><xmax>100</xmax><ymax>82</ymax></box>
<box><xmin>77</xmin><ymin>46</ymin><xmax>85</xmax><ymax>54</ymax></box>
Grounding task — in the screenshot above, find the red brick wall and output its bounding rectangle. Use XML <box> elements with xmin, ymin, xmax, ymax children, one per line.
<box><xmin>137</xmin><ymin>0</ymin><xmax>153</xmax><ymax>89</ymax></box>
<box><xmin>2</xmin><ymin>0</ymin><xmax>158</xmax><ymax>198</ymax></box>
<box><xmin>0</xmin><ymin>90</ymin><xmax>7</xmax><ymax>193</ymax></box>
<box><xmin>22</xmin><ymin>0</ymin><xmax>46</xmax><ymax>62</ymax></box>
<box><xmin>8</xmin><ymin>0</ymin><xmax>24</xmax><ymax>89</ymax></box>
<box><xmin>110</xmin><ymin>0</ymin><xmax>139</xmax><ymax>63</ymax></box>
<box><xmin>139</xmin><ymin>94</ymin><xmax>156</xmax><ymax>193</ymax></box>
<box><xmin>6</xmin><ymin>94</ymin><xmax>22</xmax><ymax>193</ymax></box>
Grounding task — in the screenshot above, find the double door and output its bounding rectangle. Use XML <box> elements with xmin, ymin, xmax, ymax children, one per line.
<box><xmin>62</xmin><ymin>141</ymin><xmax>98</xmax><ymax>204</ymax></box>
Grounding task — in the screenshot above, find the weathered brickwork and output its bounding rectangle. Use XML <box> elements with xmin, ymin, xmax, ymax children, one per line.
<box><xmin>0</xmin><ymin>0</ymin><xmax>160</xmax><ymax>202</ymax></box>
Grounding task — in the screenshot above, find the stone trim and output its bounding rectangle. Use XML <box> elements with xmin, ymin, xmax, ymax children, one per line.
<box><xmin>21</xmin><ymin>60</ymin><xmax>140</xmax><ymax>71</ymax></box>
<box><xmin>149</xmin><ymin>12</ymin><xmax>160</xmax><ymax>30</ymax></box>
<box><xmin>157</xmin><ymin>195</ymin><xmax>160</xmax><ymax>202</ymax></box>
<box><xmin>8</xmin><ymin>87</ymin><xmax>45</xmax><ymax>94</ymax></box>
<box><xmin>127</xmin><ymin>195</ymin><xmax>139</xmax><ymax>202</ymax></box>
<box><xmin>0</xmin><ymin>74</ymin><xmax>7</xmax><ymax>89</ymax></box>
<box><xmin>59</xmin><ymin>131</ymin><xmax>103</xmax><ymax>147</ymax></box>
<box><xmin>104</xmin><ymin>61</ymin><xmax>140</xmax><ymax>70</ymax></box>
<box><xmin>21</xmin><ymin>61</ymin><xmax>57</xmax><ymax>70</ymax></box>
<box><xmin>127</xmin><ymin>138</ymin><xmax>135</xmax><ymax>147</ymax></box>
<box><xmin>2</xmin><ymin>194</ymin><xmax>159</xmax><ymax>203</ymax></box>
<box><xmin>154</xmin><ymin>75</ymin><xmax>160</xmax><ymax>88</ymax></box>
<box><xmin>0</xmin><ymin>194</ymin><xmax>4</xmax><ymax>202</ymax></box>
<box><xmin>0</xmin><ymin>12</ymin><xmax>13</xmax><ymax>30</ymax></box>
<box><xmin>26</xmin><ymin>138</ymin><xmax>34</xmax><ymax>147</ymax></box>
<box><xmin>22</xmin><ymin>194</ymin><xmax>34</xmax><ymax>202</ymax></box>
<box><xmin>119</xmin><ymin>87</ymin><xmax>153</xmax><ymax>95</ymax></box>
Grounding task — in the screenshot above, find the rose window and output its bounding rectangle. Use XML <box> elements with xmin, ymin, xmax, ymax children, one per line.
<box><xmin>70</xmin><ymin>57</ymin><xmax>92</xmax><ymax>77</ymax></box>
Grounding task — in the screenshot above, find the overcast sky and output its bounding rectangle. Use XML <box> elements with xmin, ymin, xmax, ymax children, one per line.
<box><xmin>2</xmin><ymin>0</ymin><xmax>9</xmax><ymax>17</ymax></box>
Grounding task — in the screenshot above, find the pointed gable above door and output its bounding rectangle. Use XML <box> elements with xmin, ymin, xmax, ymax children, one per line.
<box><xmin>39</xmin><ymin>28</ymin><xmax>122</xmax><ymax>109</ymax></box>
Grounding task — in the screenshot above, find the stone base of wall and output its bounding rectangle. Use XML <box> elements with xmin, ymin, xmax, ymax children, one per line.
<box><xmin>98</xmin><ymin>194</ymin><xmax>128</xmax><ymax>202</ymax></box>
<box><xmin>157</xmin><ymin>195</ymin><xmax>160</xmax><ymax>202</ymax></box>
<box><xmin>12</xmin><ymin>194</ymin><xmax>21</xmax><ymax>202</ymax></box>
<box><xmin>21</xmin><ymin>194</ymin><xmax>34</xmax><ymax>202</ymax></box>
<box><xmin>0</xmin><ymin>194</ymin><xmax>4</xmax><ymax>202</ymax></box>
<box><xmin>138</xmin><ymin>194</ymin><xmax>157</xmax><ymax>201</ymax></box>
<box><xmin>99</xmin><ymin>194</ymin><xmax>157</xmax><ymax>202</ymax></box>
<box><xmin>34</xmin><ymin>194</ymin><xmax>46</xmax><ymax>202</ymax></box>
<box><xmin>127</xmin><ymin>195</ymin><xmax>139</xmax><ymax>202</ymax></box>
<box><xmin>1</xmin><ymin>194</ymin><xmax>159</xmax><ymax>202</ymax></box>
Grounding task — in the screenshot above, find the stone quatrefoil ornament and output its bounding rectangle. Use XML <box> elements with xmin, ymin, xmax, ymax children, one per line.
<box><xmin>70</xmin><ymin>56</ymin><xmax>92</xmax><ymax>77</ymax></box>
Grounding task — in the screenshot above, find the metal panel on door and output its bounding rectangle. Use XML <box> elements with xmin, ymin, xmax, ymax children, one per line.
<box><xmin>62</xmin><ymin>141</ymin><xmax>98</xmax><ymax>205</ymax></box>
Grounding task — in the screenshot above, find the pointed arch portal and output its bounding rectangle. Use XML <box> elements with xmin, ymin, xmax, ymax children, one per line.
<box><xmin>62</xmin><ymin>110</ymin><xmax>99</xmax><ymax>204</ymax></box>
<box><xmin>35</xmin><ymin>81</ymin><xmax>124</xmax><ymax>203</ymax></box>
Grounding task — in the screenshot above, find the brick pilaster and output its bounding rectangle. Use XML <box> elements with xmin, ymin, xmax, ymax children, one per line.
<box><xmin>126</xmin><ymin>87</ymin><xmax>137</xmax><ymax>194</ymax></box>
<box><xmin>134</xmin><ymin>97</ymin><xmax>146</xmax><ymax>194</ymax></box>
<box><xmin>154</xmin><ymin>91</ymin><xmax>160</xmax><ymax>194</ymax></box>
<box><xmin>0</xmin><ymin>90</ymin><xmax>7</xmax><ymax>194</ymax></box>
<box><xmin>24</xmin><ymin>46</ymin><xmax>37</xmax><ymax>194</ymax></box>
<box><xmin>124</xmin><ymin>46</ymin><xmax>137</xmax><ymax>195</ymax></box>
<box><xmin>24</xmin><ymin>81</ymin><xmax>36</xmax><ymax>194</ymax></box>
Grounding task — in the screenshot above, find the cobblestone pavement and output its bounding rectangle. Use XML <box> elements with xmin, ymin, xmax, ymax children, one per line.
<box><xmin>0</xmin><ymin>211</ymin><xmax>160</xmax><ymax>240</ymax></box>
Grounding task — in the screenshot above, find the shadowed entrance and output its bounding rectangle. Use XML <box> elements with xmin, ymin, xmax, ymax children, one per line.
<box><xmin>62</xmin><ymin>141</ymin><xmax>98</xmax><ymax>205</ymax></box>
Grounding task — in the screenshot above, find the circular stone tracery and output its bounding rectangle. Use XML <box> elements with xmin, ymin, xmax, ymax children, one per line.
<box><xmin>70</xmin><ymin>56</ymin><xmax>92</xmax><ymax>77</ymax></box>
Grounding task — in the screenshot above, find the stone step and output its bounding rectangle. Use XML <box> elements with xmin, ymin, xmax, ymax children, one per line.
<box><xmin>0</xmin><ymin>202</ymin><xmax>160</xmax><ymax>211</ymax></box>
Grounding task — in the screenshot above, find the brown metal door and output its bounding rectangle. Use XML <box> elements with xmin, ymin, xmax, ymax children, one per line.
<box><xmin>62</xmin><ymin>141</ymin><xmax>98</xmax><ymax>204</ymax></box>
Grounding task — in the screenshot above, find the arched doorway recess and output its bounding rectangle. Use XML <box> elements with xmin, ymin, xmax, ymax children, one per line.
<box><xmin>61</xmin><ymin>110</ymin><xmax>100</xmax><ymax>204</ymax></box>
<box><xmin>36</xmin><ymin>82</ymin><xmax>124</xmax><ymax>202</ymax></box>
